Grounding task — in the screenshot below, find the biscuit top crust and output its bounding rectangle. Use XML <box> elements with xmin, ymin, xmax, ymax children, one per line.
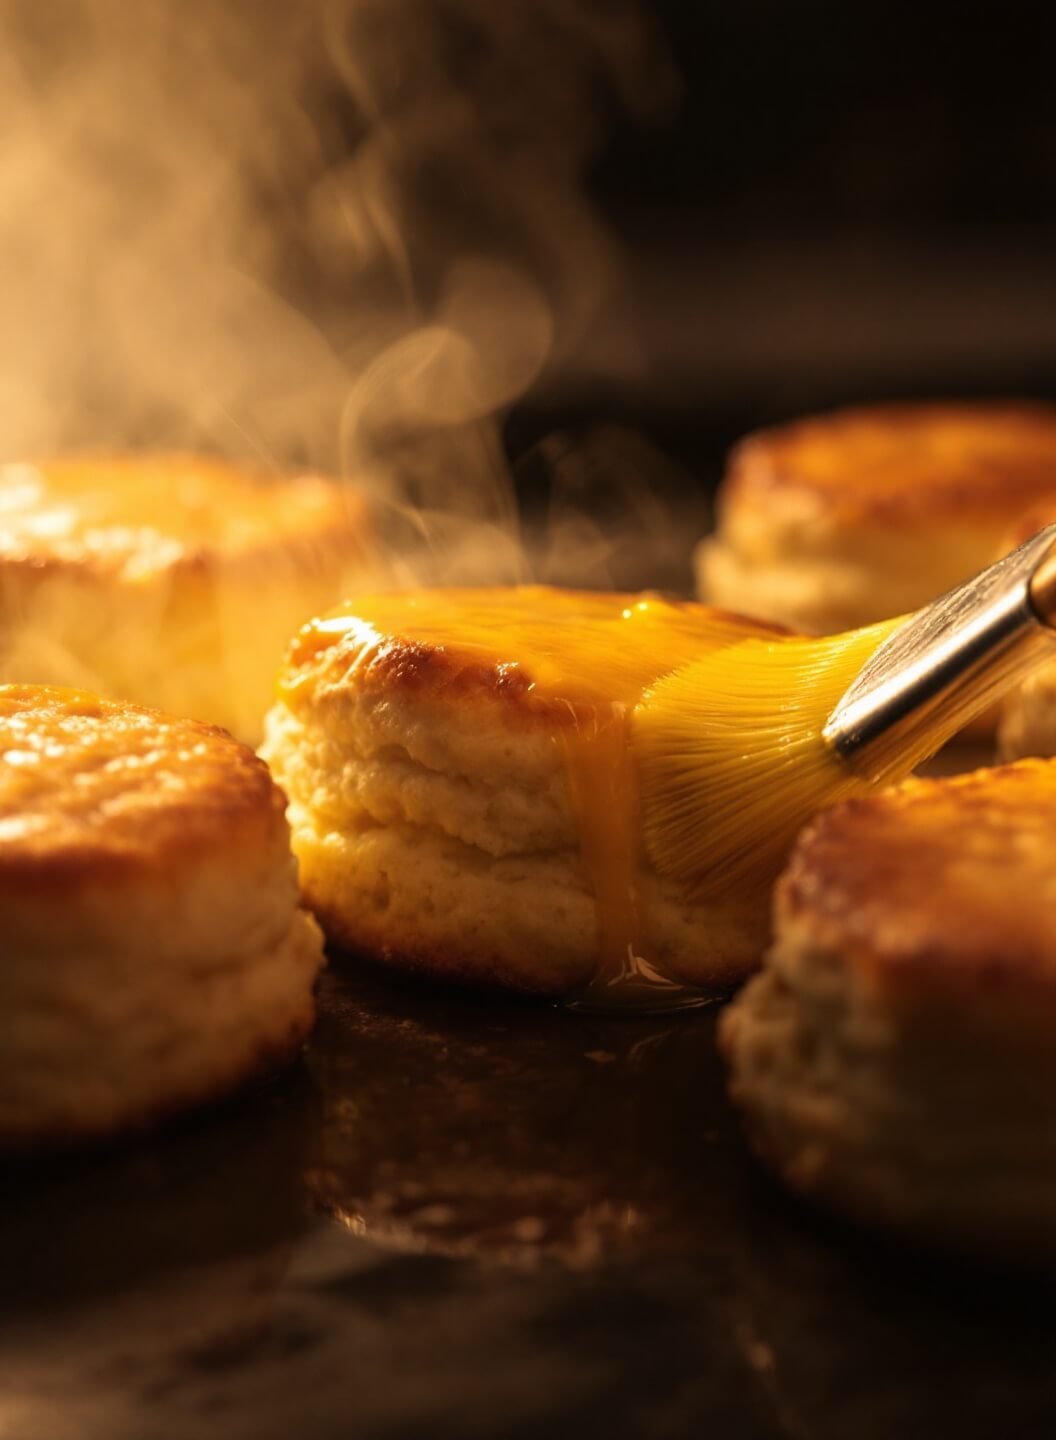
<box><xmin>0</xmin><ymin>454</ymin><xmax>363</xmax><ymax>580</ymax></box>
<box><xmin>779</xmin><ymin>759</ymin><xmax>1056</xmax><ymax>1001</ymax></box>
<box><xmin>279</xmin><ymin>586</ymin><xmax>784</xmax><ymax>722</ymax></box>
<box><xmin>723</xmin><ymin>403</ymin><xmax>1056</xmax><ymax>525</ymax></box>
<box><xmin>0</xmin><ymin>683</ymin><xmax>284</xmax><ymax>884</ymax></box>
<box><xmin>1002</xmin><ymin>497</ymin><xmax>1056</xmax><ymax>553</ymax></box>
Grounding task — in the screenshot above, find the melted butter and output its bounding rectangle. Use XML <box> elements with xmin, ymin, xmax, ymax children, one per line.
<box><xmin>559</xmin><ymin>706</ymin><xmax>643</xmax><ymax>997</ymax></box>
<box><xmin>288</xmin><ymin>587</ymin><xmax>777</xmax><ymax>1011</ymax></box>
<box><xmin>285</xmin><ymin>587</ymin><xmax>770</xmax><ymax>706</ymax></box>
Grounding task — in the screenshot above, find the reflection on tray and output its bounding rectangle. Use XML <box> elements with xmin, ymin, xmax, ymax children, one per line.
<box><xmin>305</xmin><ymin>964</ymin><xmax>739</xmax><ymax>1268</ymax></box>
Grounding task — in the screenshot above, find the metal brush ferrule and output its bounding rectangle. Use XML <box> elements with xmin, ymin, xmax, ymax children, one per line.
<box><xmin>823</xmin><ymin>524</ymin><xmax>1056</xmax><ymax>781</ymax></box>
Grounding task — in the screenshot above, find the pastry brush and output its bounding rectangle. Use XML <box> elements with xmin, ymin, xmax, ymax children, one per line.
<box><xmin>635</xmin><ymin>524</ymin><xmax>1056</xmax><ymax>893</ymax></box>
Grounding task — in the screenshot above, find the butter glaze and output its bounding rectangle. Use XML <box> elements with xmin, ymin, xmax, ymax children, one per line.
<box><xmin>284</xmin><ymin>587</ymin><xmax>780</xmax><ymax>1010</ymax></box>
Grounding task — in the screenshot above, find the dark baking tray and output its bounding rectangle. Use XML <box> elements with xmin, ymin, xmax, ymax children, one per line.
<box><xmin>2</xmin><ymin>960</ymin><xmax>1055</xmax><ymax>1440</ymax></box>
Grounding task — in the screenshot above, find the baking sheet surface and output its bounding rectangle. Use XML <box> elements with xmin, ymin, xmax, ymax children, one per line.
<box><xmin>2</xmin><ymin>963</ymin><xmax>1055</xmax><ymax>1439</ymax></box>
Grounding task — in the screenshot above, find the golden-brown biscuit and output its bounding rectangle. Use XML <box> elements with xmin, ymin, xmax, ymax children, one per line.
<box><xmin>698</xmin><ymin>402</ymin><xmax>1056</xmax><ymax>634</ymax></box>
<box><xmin>721</xmin><ymin>759</ymin><xmax>1056</xmax><ymax>1258</ymax></box>
<box><xmin>0</xmin><ymin>454</ymin><xmax>372</xmax><ymax>743</ymax></box>
<box><xmin>0</xmin><ymin>683</ymin><xmax>324</xmax><ymax>1147</ymax></box>
<box><xmin>262</xmin><ymin>586</ymin><xmax>784</xmax><ymax>1001</ymax></box>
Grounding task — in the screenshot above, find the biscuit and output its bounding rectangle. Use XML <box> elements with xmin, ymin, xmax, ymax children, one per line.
<box><xmin>262</xmin><ymin>586</ymin><xmax>783</xmax><ymax>1000</ymax></box>
<box><xmin>698</xmin><ymin>402</ymin><xmax>1056</xmax><ymax>634</ymax></box>
<box><xmin>721</xmin><ymin>759</ymin><xmax>1056</xmax><ymax>1257</ymax></box>
<box><xmin>0</xmin><ymin>683</ymin><xmax>324</xmax><ymax>1147</ymax></box>
<box><xmin>0</xmin><ymin>454</ymin><xmax>371</xmax><ymax>743</ymax></box>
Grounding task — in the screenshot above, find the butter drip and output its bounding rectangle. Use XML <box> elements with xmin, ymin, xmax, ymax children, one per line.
<box><xmin>284</xmin><ymin>587</ymin><xmax>776</xmax><ymax>1010</ymax></box>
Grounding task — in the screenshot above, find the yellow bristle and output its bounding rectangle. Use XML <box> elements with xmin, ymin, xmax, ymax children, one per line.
<box><xmin>633</xmin><ymin>616</ymin><xmax>937</xmax><ymax>895</ymax></box>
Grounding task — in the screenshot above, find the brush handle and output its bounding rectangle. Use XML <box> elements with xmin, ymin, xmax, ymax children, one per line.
<box><xmin>1028</xmin><ymin>544</ymin><xmax>1056</xmax><ymax>625</ymax></box>
<box><xmin>825</xmin><ymin>523</ymin><xmax>1056</xmax><ymax>776</ymax></box>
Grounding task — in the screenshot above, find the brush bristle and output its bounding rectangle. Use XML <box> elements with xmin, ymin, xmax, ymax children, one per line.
<box><xmin>633</xmin><ymin>618</ymin><xmax>912</xmax><ymax>895</ymax></box>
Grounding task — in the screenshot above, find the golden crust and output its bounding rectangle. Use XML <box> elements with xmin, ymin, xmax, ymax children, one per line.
<box><xmin>724</xmin><ymin>402</ymin><xmax>1056</xmax><ymax>524</ymax></box>
<box><xmin>280</xmin><ymin>586</ymin><xmax>783</xmax><ymax>727</ymax></box>
<box><xmin>1001</xmin><ymin>498</ymin><xmax>1056</xmax><ymax>551</ymax></box>
<box><xmin>698</xmin><ymin>403</ymin><xmax>1056</xmax><ymax>640</ymax></box>
<box><xmin>0</xmin><ymin>454</ymin><xmax>372</xmax><ymax>743</ymax></box>
<box><xmin>0</xmin><ymin>453</ymin><xmax>366</xmax><ymax>578</ymax></box>
<box><xmin>779</xmin><ymin>759</ymin><xmax>1056</xmax><ymax>1005</ymax></box>
<box><xmin>0</xmin><ymin>683</ymin><xmax>282</xmax><ymax>889</ymax></box>
<box><xmin>290</xmin><ymin>631</ymin><xmax>549</xmax><ymax>724</ymax></box>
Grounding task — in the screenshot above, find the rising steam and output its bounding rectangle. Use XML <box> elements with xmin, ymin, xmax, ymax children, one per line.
<box><xmin>0</xmin><ymin>0</ymin><xmax>679</xmax><ymax>583</ymax></box>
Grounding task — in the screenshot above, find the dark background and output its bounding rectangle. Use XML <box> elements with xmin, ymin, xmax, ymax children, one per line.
<box><xmin>511</xmin><ymin>0</ymin><xmax>1056</xmax><ymax>494</ymax></box>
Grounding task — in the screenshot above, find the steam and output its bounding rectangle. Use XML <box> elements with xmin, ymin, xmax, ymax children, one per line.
<box><xmin>0</xmin><ymin>0</ymin><xmax>680</xmax><ymax>585</ymax></box>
